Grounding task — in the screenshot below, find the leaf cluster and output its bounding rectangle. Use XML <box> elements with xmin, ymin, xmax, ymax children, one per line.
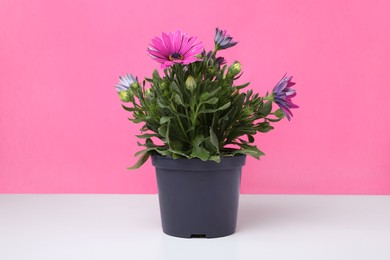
<box><xmin>122</xmin><ymin>56</ymin><xmax>284</xmax><ymax>169</ymax></box>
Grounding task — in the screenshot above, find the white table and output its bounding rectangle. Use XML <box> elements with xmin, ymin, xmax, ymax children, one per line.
<box><xmin>0</xmin><ymin>195</ymin><xmax>389</xmax><ymax>260</ymax></box>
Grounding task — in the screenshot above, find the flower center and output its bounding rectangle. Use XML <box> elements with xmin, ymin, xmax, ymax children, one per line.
<box><xmin>169</xmin><ymin>53</ymin><xmax>183</xmax><ymax>61</ymax></box>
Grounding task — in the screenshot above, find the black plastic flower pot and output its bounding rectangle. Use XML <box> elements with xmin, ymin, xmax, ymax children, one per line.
<box><xmin>151</xmin><ymin>155</ymin><xmax>246</xmax><ymax>238</ymax></box>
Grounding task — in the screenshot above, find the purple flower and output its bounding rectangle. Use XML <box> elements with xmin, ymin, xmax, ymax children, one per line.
<box><xmin>147</xmin><ymin>30</ymin><xmax>204</xmax><ymax>69</ymax></box>
<box><xmin>272</xmin><ymin>75</ymin><xmax>299</xmax><ymax>121</ymax></box>
<box><xmin>214</xmin><ymin>28</ymin><xmax>238</xmax><ymax>50</ymax></box>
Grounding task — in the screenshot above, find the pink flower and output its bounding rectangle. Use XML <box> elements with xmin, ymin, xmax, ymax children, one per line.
<box><xmin>147</xmin><ymin>30</ymin><xmax>204</xmax><ymax>69</ymax></box>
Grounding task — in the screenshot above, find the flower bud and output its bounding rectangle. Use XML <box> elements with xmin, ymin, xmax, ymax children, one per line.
<box><xmin>227</xmin><ymin>62</ymin><xmax>241</xmax><ymax>78</ymax></box>
<box><xmin>145</xmin><ymin>88</ymin><xmax>154</xmax><ymax>99</ymax></box>
<box><xmin>131</xmin><ymin>82</ymin><xmax>140</xmax><ymax>90</ymax></box>
<box><xmin>185</xmin><ymin>76</ymin><xmax>197</xmax><ymax>92</ymax></box>
<box><xmin>119</xmin><ymin>91</ymin><xmax>131</xmax><ymax>102</ymax></box>
<box><xmin>145</xmin><ymin>88</ymin><xmax>151</xmax><ymax>96</ymax></box>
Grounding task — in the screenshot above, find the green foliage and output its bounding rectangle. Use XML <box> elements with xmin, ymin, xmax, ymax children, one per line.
<box><xmin>122</xmin><ymin>57</ymin><xmax>284</xmax><ymax>169</ymax></box>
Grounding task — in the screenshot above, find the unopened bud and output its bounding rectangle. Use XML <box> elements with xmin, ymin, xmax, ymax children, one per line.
<box><xmin>227</xmin><ymin>62</ymin><xmax>241</xmax><ymax>78</ymax></box>
<box><xmin>131</xmin><ymin>82</ymin><xmax>140</xmax><ymax>90</ymax></box>
<box><xmin>145</xmin><ymin>88</ymin><xmax>154</xmax><ymax>99</ymax></box>
<box><xmin>185</xmin><ymin>76</ymin><xmax>197</xmax><ymax>92</ymax></box>
<box><xmin>119</xmin><ymin>91</ymin><xmax>131</xmax><ymax>102</ymax></box>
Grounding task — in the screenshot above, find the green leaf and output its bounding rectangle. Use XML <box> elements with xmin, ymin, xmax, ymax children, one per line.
<box><xmin>137</xmin><ymin>141</ymin><xmax>146</xmax><ymax>147</ymax></box>
<box><xmin>160</xmin><ymin>116</ymin><xmax>171</xmax><ymax>124</ymax></box>
<box><xmin>174</xmin><ymin>94</ymin><xmax>184</xmax><ymax>106</ymax></box>
<box><xmin>168</xmin><ymin>149</ymin><xmax>191</xmax><ymax>158</ymax></box>
<box><xmin>170</xmin><ymin>81</ymin><xmax>180</xmax><ymax>94</ymax></box>
<box><xmin>234</xmin><ymin>82</ymin><xmax>250</xmax><ymax>90</ymax></box>
<box><xmin>127</xmin><ymin>151</ymin><xmax>150</xmax><ymax>170</ymax></box>
<box><xmin>152</xmin><ymin>70</ymin><xmax>161</xmax><ymax>81</ymax></box>
<box><xmin>204</xmin><ymin>137</ymin><xmax>217</xmax><ymax>153</ymax></box>
<box><xmin>209</xmin><ymin>155</ymin><xmax>221</xmax><ymax>163</ymax></box>
<box><xmin>145</xmin><ymin>137</ymin><xmax>154</xmax><ymax>146</ymax></box>
<box><xmin>157</xmin><ymin>99</ymin><xmax>169</xmax><ymax>108</ymax></box>
<box><xmin>136</xmin><ymin>133</ymin><xmax>159</xmax><ymax>139</ymax></box>
<box><xmin>193</xmin><ymin>135</ymin><xmax>204</xmax><ymax>147</ymax></box>
<box><xmin>165</xmin><ymin>120</ymin><xmax>171</xmax><ymax>143</ymax></box>
<box><xmin>209</xmin><ymin>128</ymin><xmax>219</xmax><ymax>152</ymax></box>
<box><xmin>259</xmin><ymin>101</ymin><xmax>272</xmax><ymax>116</ymax></box>
<box><xmin>232</xmin><ymin>144</ymin><xmax>265</xmax><ymax>159</ymax></box>
<box><xmin>172</xmin><ymin>153</ymin><xmax>181</xmax><ymax>159</ymax></box>
<box><xmin>246</xmin><ymin>90</ymin><xmax>253</xmax><ymax>102</ymax></box>
<box><xmin>130</xmin><ymin>117</ymin><xmax>144</xmax><ymax>123</ymax></box>
<box><xmin>158</xmin><ymin>124</ymin><xmax>167</xmax><ymax>137</ymax></box>
<box><xmin>122</xmin><ymin>105</ymin><xmax>136</xmax><ymax>112</ymax></box>
<box><xmin>154</xmin><ymin>149</ymin><xmax>172</xmax><ymax>157</ymax></box>
<box><xmin>209</xmin><ymin>87</ymin><xmax>221</xmax><ymax>97</ymax></box>
<box><xmin>200</xmin><ymin>92</ymin><xmax>210</xmax><ymax>102</ymax></box>
<box><xmin>203</xmin><ymin>102</ymin><xmax>231</xmax><ymax>113</ymax></box>
<box><xmin>256</xmin><ymin>122</ymin><xmax>274</xmax><ymax>133</ymax></box>
<box><xmin>200</xmin><ymin>87</ymin><xmax>221</xmax><ymax>102</ymax></box>
<box><xmin>226</xmin><ymin>128</ymin><xmax>257</xmax><ymax>143</ymax></box>
<box><xmin>191</xmin><ymin>146</ymin><xmax>210</xmax><ymax>161</ymax></box>
<box><xmin>274</xmin><ymin>109</ymin><xmax>285</xmax><ymax>119</ymax></box>
<box><xmin>266</xmin><ymin>118</ymin><xmax>282</xmax><ymax>122</ymax></box>
<box><xmin>203</xmin><ymin>97</ymin><xmax>219</xmax><ymax>105</ymax></box>
<box><xmin>134</xmin><ymin>149</ymin><xmax>148</xmax><ymax>157</ymax></box>
<box><xmin>169</xmin><ymin>140</ymin><xmax>183</xmax><ymax>151</ymax></box>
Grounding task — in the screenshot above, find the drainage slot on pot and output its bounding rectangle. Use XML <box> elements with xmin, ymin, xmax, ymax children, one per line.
<box><xmin>190</xmin><ymin>234</ymin><xmax>207</xmax><ymax>238</ymax></box>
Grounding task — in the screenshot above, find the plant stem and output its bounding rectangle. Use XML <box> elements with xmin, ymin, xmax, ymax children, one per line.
<box><xmin>175</xmin><ymin>114</ymin><xmax>189</xmax><ymax>141</ymax></box>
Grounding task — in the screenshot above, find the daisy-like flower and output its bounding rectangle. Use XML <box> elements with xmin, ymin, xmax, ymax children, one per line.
<box><xmin>272</xmin><ymin>75</ymin><xmax>299</xmax><ymax>121</ymax></box>
<box><xmin>115</xmin><ymin>74</ymin><xmax>138</xmax><ymax>102</ymax></box>
<box><xmin>214</xmin><ymin>28</ymin><xmax>238</xmax><ymax>50</ymax></box>
<box><xmin>147</xmin><ymin>30</ymin><xmax>204</xmax><ymax>69</ymax></box>
<box><xmin>115</xmin><ymin>73</ymin><xmax>137</xmax><ymax>92</ymax></box>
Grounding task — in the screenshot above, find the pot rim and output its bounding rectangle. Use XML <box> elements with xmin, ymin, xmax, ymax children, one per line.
<box><xmin>151</xmin><ymin>154</ymin><xmax>246</xmax><ymax>171</ymax></box>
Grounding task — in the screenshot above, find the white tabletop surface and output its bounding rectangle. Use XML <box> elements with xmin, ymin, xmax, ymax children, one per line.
<box><xmin>0</xmin><ymin>195</ymin><xmax>389</xmax><ymax>260</ymax></box>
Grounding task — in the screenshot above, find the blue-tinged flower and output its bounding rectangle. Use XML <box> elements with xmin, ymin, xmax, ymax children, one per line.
<box><xmin>115</xmin><ymin>74</ymin><xmax>138</xmax><ymax>102</ymax></box>
<box><xmin>115</xmin><ymin>73</ymin><xmax>137</xmax><ymax>92</ymax></box>
<box><xmin>147</xmin><ymin>30</ymin><xmax>204</xmax><ymax>69</ymax></box>
<box><xmin>272</xmin><ymin>75</ymin><xmax>299</xmax><ymax>121</ymax></box>
<box><xmin>214</xmin><ymin>28</ymin><xmax>238</xmax><ymax>50</ymax></box>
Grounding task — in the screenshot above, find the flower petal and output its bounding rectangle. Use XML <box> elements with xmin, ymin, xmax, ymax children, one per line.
<box><xmin>161</xmin><ymin>32</ymin><xmax>173</xmax><ymax>53</ymax></box>
<box><xmin>151</xmin><ymin>37</ymin><xmax>170</xmax><ymax>56</ymax></box>
<box><xmin>147</xmin><ymin>48</ymin><xmax>168</xmax><ymax>59</ymax></box>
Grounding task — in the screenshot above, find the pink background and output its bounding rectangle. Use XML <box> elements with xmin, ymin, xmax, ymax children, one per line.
<box><xmin>1</xmin><ymin>0</ymin><xmax>389</xmax><ymax>194</ymax></box>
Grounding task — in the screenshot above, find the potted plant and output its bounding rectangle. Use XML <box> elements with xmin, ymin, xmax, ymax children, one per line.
<box><xmin>115</xmin><ymin>28</ymin><xmax>298</xmax><ymax>238</ymax></box>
